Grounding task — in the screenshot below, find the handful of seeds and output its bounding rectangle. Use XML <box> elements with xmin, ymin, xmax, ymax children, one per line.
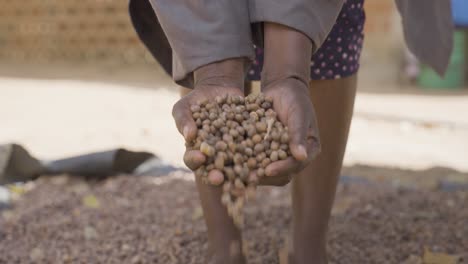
<box><xmin>187</xmin><ymin>93</ymin><xmax>291</xmax><ymax>227</ymax></box>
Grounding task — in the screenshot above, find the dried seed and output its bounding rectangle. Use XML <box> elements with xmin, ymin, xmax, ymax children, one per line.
<box><xmin>254</xmin><ymin>143</ymin><xmax>265</xmax><ymax>154</ymax></box>
<box><xmin>247</xmin><ymin>158</ymin><xmax>257</xmax><ymax>169</ymax></box>
<box><xmin>270</xmin><ymin>151</ymin><xmax>279</xmax><ymax>162</ymax></box>
<box><xmin>215</xmin><ymin>141</ymin><xmax>227</xmax><ymax>151</ymax></box>
<box><xmin>200</xmin><ymin>142</ymin><xmax>215</xmax><ymax>157</ymax></box>
<box><xmin>261</xmin><ymin>101</ymin><xmax>272</xmax><ymax>109</ymax></box>
<box><xmin>228</xmin><ymin>142</ymin><xmax>237</xmax><ymax>152</ymax></box>
<box><xmin>278</xmin><ymin>149</ymin><xmax>288</xmax><ymax>160</ymax></box>
<box><xmin>261</xmin><ymin>158</ymin><xmax>271</xmax><ymax>168</ymax></box>
<box><xmin>234</xmin><ymin>164</ymin><xmax>243</xmax><ymax>175</ymax></box>
<box><xmin>229</xmin><ymin>129</ymin><xmax>239</xmax><ymax>138</ymax></box>
<box><xmin>256</xmin><ymin>121</ymin><xmax>267</xmax><ymax>133</ymax></box>
<box><xmin>244</xmin><ymin>148</ymin><xmax>253</xmax><ymax>156</ymax></box>
<box><xmin>252</xmin><ymin>134</ymin><xmax>262</xmax><ymax>144</ymax></box>
<box><xmin>271</xmin><ymin>130</ymin><xmax>280</xmax><ymax>141</ymax></box>
<box><xmin>223</xmin><ymin>134</ymin><xmax>233</xmax><ymax>142</ymax></box>
<box><xmin>280</xmin><ymin>144</ymin><xmax>289</xmax><ymax>151</ymax></box>
<box><xmin>281</xmin><ymin>133</ymin><xmax>289</xmax><ymax>144</ymax></box>
<box><xmin>270</xmin><ymin>141</ymin><xmax>280</xmax><ymax>150</ymax></box>
<box><xmin>224</xmin><ymin>167</ymin><xmax>235</xmax><ymax>180</ymax></box>
<box><xmin>215</xmin><ymin>155</ymin><xmax>225</xmax><ymax>170</ymax></box>
<box><xmin>233</xmin><ymin>153</ymin><xmax>244</xmax><ymax>164</ymax></box>
<box><xmin>256</xmin><ymin>152</ymin><xmax>266</xmax><ymax>162</ymax></box>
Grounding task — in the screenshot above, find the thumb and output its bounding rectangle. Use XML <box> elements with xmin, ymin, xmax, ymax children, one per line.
<box><xmin>287</xmin><ymin>110</ymin><xmax>309</xmax><ymax>161</ymax></box>
<box><xmin>172</xmin><ymin>98</ymin><xmax>197</xmax><ymax>141</ymax></box>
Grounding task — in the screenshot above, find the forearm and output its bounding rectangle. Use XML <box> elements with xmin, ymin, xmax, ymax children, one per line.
<box><xmin>261</xmin><ymin>23</ymin><xmax>313</xmax><ymax>88</ymax></box>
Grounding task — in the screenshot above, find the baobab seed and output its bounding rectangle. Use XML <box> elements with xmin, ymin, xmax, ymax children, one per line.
<box><xmin>233</xmin><ymin>153</ymin><xmax>244</xmax><ymax>165</ymax></box>
<box><xmin>244</xmin><ymin>148</ymin><xmax>253</xmax><ymax>156</ymax></box>
<box><xmin>224</xmin><ymin>167</ymin><xmax>235</xmax><ymax>180</ymax></box>
<box><xmin>234</xmin><ymin>164</ymin><xmax>243</xmax><ymax>175</ymax></box>
<box><xmin>229</xmin><ymin>142</ymin><xmax>237</xmax><ymax>152</ymax></box>
<box><xmin>266</xmin><ymin>149</ymin><xmax>272</xmax><ymax>156</ymax></box>
<box><xmin>227</xmin><ymin>112</ymin><xmax>235</xmax><ymax>120</ymax></box>
<box><xmin>261</xmin><ymin>101</ymin><xmax>272</xmax><ymax>109</ymax></box>
<box><xmin>247</xmin><ymin>158</ymin><xmax>257</xmax><ymax>169</ymax></box>
<box><xmin>229</xmin><ymin>129</ymin><xmax>239</xmax><ymax>138</ymax></box>
<box><xmin>270</xmin><ymin>151</ymin><xmax>279</xmax><ymax>162</ymax></box>
<box><xmin>254</xmin><ymin>143</ymin><xmax>265</xmax><ymax>154</ymax></box>
<box><xmin>271</xmin><ymin>141</ymin><xmax>280</xmax><ymax>150</ymax></box>
<box><xmin>250</xmin><ymin>112</ymin><xmax>259</xmax><ymax>122</ymax></box>
<box><xmin>245</xmin><ymin>138</ymin><xmax>254</xmax><ymax>148</ymax></box>
<box><xmin>236</xmin><ymin>126</ymin><xmax>245</xmax><ymax>136</ymax></box>
<box><xmin>215</xmin><ymin>155</ymin><xmax>225</xmax><ymax>170</ymax></box>
<box><xmin>196</xmin><ymin>118</ymin><xmax>202</xmax><ymax>126</ymax></box>
<box><xmin>235</xmin><ymin>114</ymin><xmax>243</xmax><ymax>122</ymax></box>
<box><xmin>236</xmin><ymin>144</ymin><xmax>245</xmax><ymax>153</ymax></box>
<box><xmin>200</xmin><ymin>142</ymin><xmax>215</xmax><ymax>157</ymax></box>
<box><xmin>261</xmin><ymin>158</ymin><xmax>271</xmax><ymax>168</ymax></box>
<box><xmin>209</xmin><ymin>112</ymin><xmax>217</xmax><ymax>120</ymax></box>
<box><xmin>242</xmin><ymin>111</ymin><xmax>250</xmax><ymax>120</ymax></box>
<box><xmin>256</xmin><ymin>108</ymin><xmax>265</xmax><ymax>117</ymax></box>
<box><xmin>200</xmin><ymin>111</ymin><xmax>208</xmax><ymax>120</ymax></box>
<box><xmin>281</xmin><ymin>133</ymin><xmax>290</xmax><ymax>144</ymax></box>
<box><xmin>271</xmin><ymin>130</ymin><xmax>280</xmax><ymax>141</ymax></box>
<box><xmin>256</xmin><ymin>152</ymin><xmax>266</xmax><ymax>162</ymax></box>
<box><xmin>252</xmin><ymin>134</ymin><xmax>262</xmax><ymax>144</ymax></box>
<box><xmin>220</xmin><ymin>127</ymin><xmax>229</xmax><ymax>134</ymax></box>
<box><xmin>193</xmin><ymin>112</ymin><xmax>201</xmax><ymax>119</ymax></box>
<box><xmin>280</xmin><ymin>144</ymin><xmax>289</xmax><ymax>151</ymax></box>
<box><xmin>223</xmin><ymin>134</ymin><xmax>233</xmax><ymax>142</ymax></box>
<box><xmin>278</xmin><ymin>149</ymin><xmax>288</xmax><ymax>160</ymax></box>
<box><xmin>256</xmin><ymin>121</ymin><xmax>267</xmax><ymax>133</ymax></box>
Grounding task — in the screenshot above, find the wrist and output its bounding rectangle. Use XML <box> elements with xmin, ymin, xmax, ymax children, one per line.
<box><xmin>194</xmin><ymin>58</ymin><xmax>247</xmax><ymax>91</ymax></box>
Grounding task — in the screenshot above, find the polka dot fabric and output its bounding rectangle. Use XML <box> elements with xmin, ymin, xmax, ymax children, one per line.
<box><xmin>247</xmin><ymin>0</ymin><xmax>365</xmax><ymax>81</ymax></box>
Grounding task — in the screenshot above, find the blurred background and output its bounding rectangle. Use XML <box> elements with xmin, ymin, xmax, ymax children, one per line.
<box><xmin>0</xmin><ymin>0</ymin><xmax>468</xmax><ymax>263</ymax></box>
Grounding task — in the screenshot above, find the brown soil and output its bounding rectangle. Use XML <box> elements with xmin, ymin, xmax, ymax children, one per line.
<box><xmin>0</xmin><ymin>172</ymin><xmax>467</xmax><ymax>264</ymax></box>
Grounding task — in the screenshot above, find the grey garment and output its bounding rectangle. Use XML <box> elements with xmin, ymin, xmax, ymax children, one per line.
<box><xmin>129</xmin><ymin>0</ymin><xmax>453</xmax><ymax>87</ymax></box>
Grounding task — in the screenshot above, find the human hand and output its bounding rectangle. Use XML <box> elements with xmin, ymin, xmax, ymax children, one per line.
<box><xmin>258</xmin><ymin>77</ymin><xmax>321</xmax><ymax>186</ymax></box>
<box><xmin>172</xmin><ymin>59</ymin><xmax>246</xmax><ymax>185</ymax></box>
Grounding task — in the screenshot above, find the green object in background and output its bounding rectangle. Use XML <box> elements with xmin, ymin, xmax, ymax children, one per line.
<box><xmin>417</xmin><ymin>30</ymin><xmax>466</xmax><ymax>89</ymax></box>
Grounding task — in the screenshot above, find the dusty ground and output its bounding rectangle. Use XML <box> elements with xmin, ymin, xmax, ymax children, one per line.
<box><xmin>0</xmin><ymin>168</ymin><xmax>467</xmax><ymax>264</ymax></box>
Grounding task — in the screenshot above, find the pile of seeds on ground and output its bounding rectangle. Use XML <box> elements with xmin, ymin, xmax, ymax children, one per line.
<box><xmin>187</xmin><ymin>93</ymin><xmax>292</xmax><ymax>227</ymax></box>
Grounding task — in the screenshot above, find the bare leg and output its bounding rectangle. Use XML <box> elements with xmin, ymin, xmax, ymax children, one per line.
<box><xmin>290</xmin><ymin>75</ymin><xmax>357</xmax><ymax>264</ymax></box>
<box><xmin>180</xmin><ymin>87</ymin><xmax>245</xmax><ymax>264</ymax></box>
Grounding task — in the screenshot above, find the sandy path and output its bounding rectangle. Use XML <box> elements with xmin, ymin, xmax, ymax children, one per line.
<box><xmin>1</xmin><ymin>76</ymin><xmax>468</xmax><ymax>171</ymax></box>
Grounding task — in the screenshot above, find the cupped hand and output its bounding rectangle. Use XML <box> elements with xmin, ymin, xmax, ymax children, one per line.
<box><xmin>173</xmin><ymin>84</ymin><xmax>243</xmax><ymax>185</ymax></box>
<box><xmin>258</xmin><ymin>77</ymin><xmax>321</xmax><ymax>186</ymax></box>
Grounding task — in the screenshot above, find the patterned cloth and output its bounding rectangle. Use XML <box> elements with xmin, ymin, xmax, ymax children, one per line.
<box><xmin>247</xmin><ymin>0</ymin><xmax>366</xmax><ymax>81</ymax></box>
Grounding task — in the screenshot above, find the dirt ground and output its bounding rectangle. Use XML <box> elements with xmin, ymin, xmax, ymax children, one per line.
<box><xmin>1</xmin><ymin>166</ymin><xmax>467</xmax><ymax>264</ymax></box>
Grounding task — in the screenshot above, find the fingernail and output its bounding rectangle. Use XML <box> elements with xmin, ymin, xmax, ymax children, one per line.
<box><xmin>297</xmin><ymin>145</ymin><xmax>308</xmax><ymax>160</ymax></box>
<box><xmin>183</xmin><ymin>126</ymin><xmax>190</xmax><ymax>139</ymax></box>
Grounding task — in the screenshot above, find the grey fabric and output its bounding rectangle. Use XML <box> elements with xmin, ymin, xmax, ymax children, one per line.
<box><xmin>129</xmin><ymin>0</ymin><xmax>454</xmax><ymax>85</ymax></box>
<box><xmin>148</xmin><ymin>0</ymin><xmax>255</xmax><ymax>86</ymax></box>
<box><xmin>395</xmin><ymin>0</ymin><xmax>453</xmax><ymax>76</ymax></box>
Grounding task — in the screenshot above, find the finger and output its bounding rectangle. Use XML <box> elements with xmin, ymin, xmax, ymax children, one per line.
<box><xmin>207</xmin><ymin>169</ymin><xmax>224</xmax><ymax>186</ymax></box>
<box><xmin>287</xmin><ymin>107</ymin><xmax>309</xmax><ymax>161</ymax></box>
<box><xmin>183</xmin><ymin>150</ymin><xmax>206</xmax><ymax>170</ymax></box>
<box><xmin>264</xmin><ymin>157</ymin><xmax>300</xmax><ymax>177</ymax></box>
<box><xmin>172</xmin><ymin>99</ymin><xmax>197</xmax><ymax>141</ymax></box>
